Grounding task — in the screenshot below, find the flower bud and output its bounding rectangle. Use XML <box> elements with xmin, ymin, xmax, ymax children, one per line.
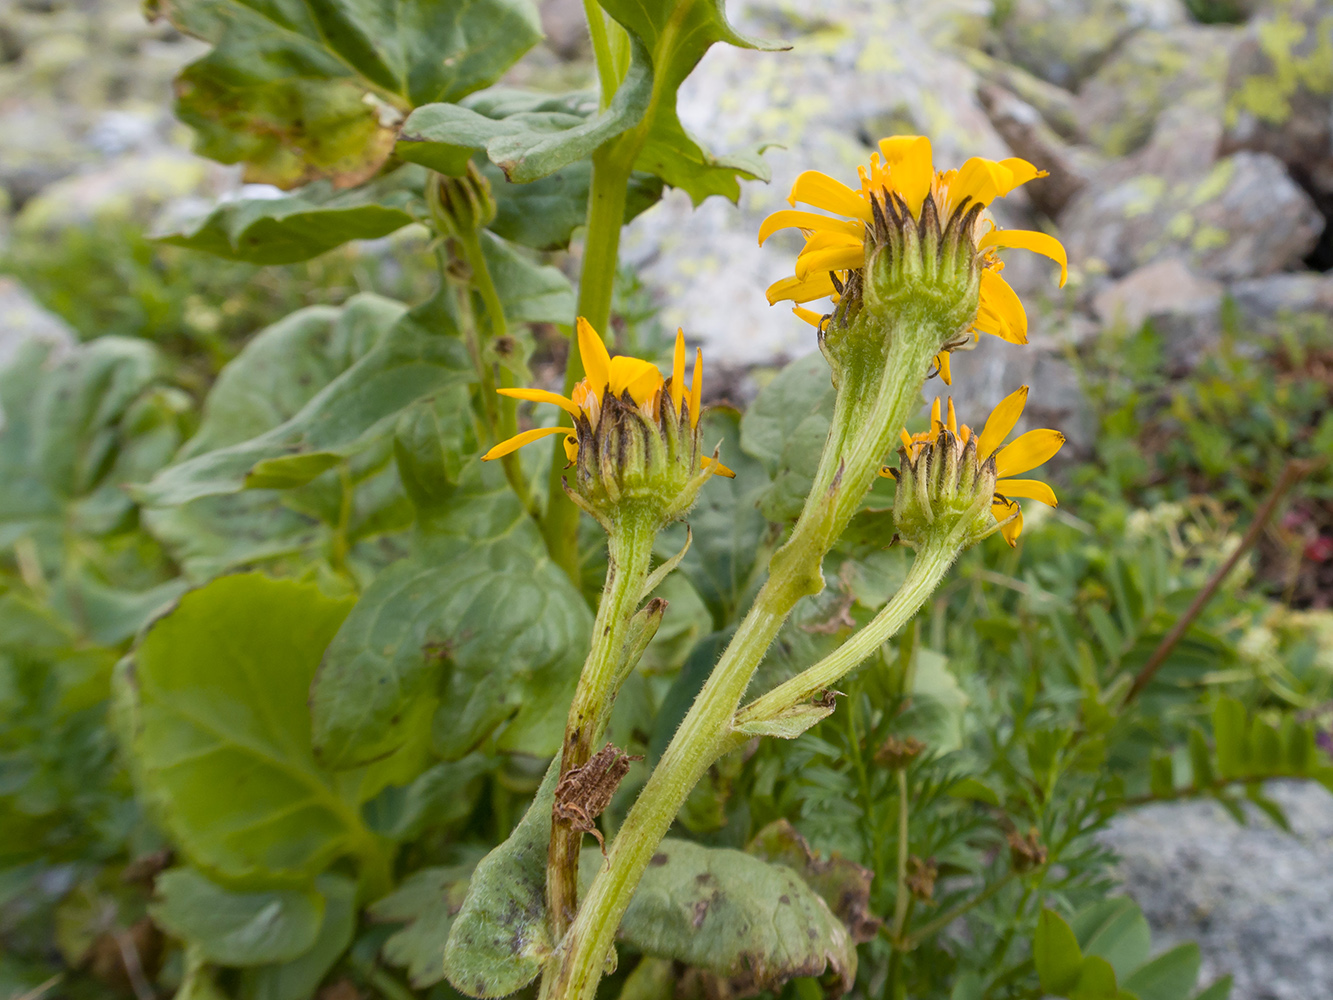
<box><xmin>892</xmin><ymin>425</ymin><xmax>999</xmax><ymax>550</ymax></box>
<box><xmin>886</xmin><ymin>391</ymin><xmax>1065</xmax><ymax>549</ymax></box>
<box><xmin>427</xmin><ymin>161</ymin><xmax>497</xmax><ymax>240</ymax></box>
<box><xmin>761</xmin><ymin>136</ymin><xmax>1069</xmax><ymax>386</ymax></box>
<box><xmin>482</xmin><ymin>319</ymin><xmax>732</xmax><ymax>532</ymax></box>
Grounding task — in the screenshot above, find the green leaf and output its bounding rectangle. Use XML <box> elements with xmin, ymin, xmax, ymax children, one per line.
<box><xmin>1192</xmin><ymin>976</ymin><xmax>1233</xmax><ymax>1000</ymax></box>
<box><xmin>30</xmin><ymin>337</ymin><xmax>164</xmax><ymax>500</ymax></box>
<box><xmin>947</xmin><ymin>777</ymin><xmax>1000</xmax><ymax>807</ymax></box>
<box><xmin>657</xmin><ymin>407</ymin><xmax>772</xmax><ymax>626</ymax></box>
<box><xmin>482</xmin><ymin>160</ymin><xmax>663</xmax><ymax>252</ymax></box>
<box><xmin>745</xmin><ymin>819</ymin><xmax>879</xmax><ymax>943</ymax></box>
<box><xmin>116</xmin><ymin>573</ymin><xmax>364</xmax><ymax>884</ymax></box>
<box><xmin>150</xmin><ymin>868</ymin><xmax>325</xmax><ymax>966</ymax></box>
<box><xmin>1035</xmin><ymin>909</ymin><xmax>1084</xmax><ymax>995</ymax></box>
<box><xmin>158</xmin><ymin>168</ymin><xmax>426</xmax><ymax>264</ymax></box>
<box><xmin>1072</xmin><ymin>898</ymin><xmax>1151</xmax><ymax>981</ymax></box>
<box><xmin>734</xmin><ymin>703</ymin><xmax>834</xmax><ymax>740</ymax></box>
<box><xmin>1187</xmin><ymin>728</ymin><xmax>1215</xmax><ymax>788</ymax></box>
<box><xmin>136</xmin><ymin>291</ymin><xmax>470</xmax><ymax>507</ymax></box>
<box><xmin>444</xmin><ymin>761</ymin><xmax>558</xmax><ymax>998</ymax></box>
<box><xmin>240</xmin><ymin>874</ymin><xmax>357</xmax><ymax>1000</ymax></box>
<box><xmin>1212</xmin><ymin>697</ymin><xmax>1248</xmax><ymax>779</ymax></box>
<box><xmin>1121</xmin><ymin>943</ymin><xmax>1201</xmax><ymax>1000</ymax></box>
<box><xmin>1071</xmin><ymin>956</ymin><xmax>1120</xmax><ymax>1000</ymax></box>
<box><xmin>1250</xmin><ymin>720</ymin><xmax>1282</xmax><ymax>772</ymax></box>
<box><xmin>899</xmin><ymin>649</ymin><xmax>969</xmax><ymax>755</ymax></box>
<box><xmin>370</xmin><ymin>861</ymin><xmax>478</xmax><ymax>988</ymax></box>
<box><xmin>597</xmin><ymin>0</ymin><xmax>783</xmax><ymax>204</ymax></box>
<box><xmin>1282</xmin><ymin>717</ymin><xmax>1315</xmax><ymax>774</ymax></box>
<box><xmin>740</xmin><ymin>353</ymin><xmax>836</xmax><ymax>522</ymax></box>
<box><xmin>310</xmin><ymin>462</ymin><xmax>593</xmax><ymax>768</ymax></box>
<box><xmin>1149</xmin><ymin>755</ymin><xmax>1176</xmax><ymax>799</ymax></box>
<box><xmin>181</xmin><ymin>296</ymin><xmax>406</xmax><ymax>459</ymax></box>
<box><xmin>361</xmin><ymin>755</ymin><xmax>494</xmax><ymax>841</ymax></box>
<box><xmin>155</xmin><ymin>0</ymin><xmax>542</xmax><ymax>187</ymax></box>
<box><xmin>399</xmin><ymin>56</ymin><xmax>651</xmax><ymax>182</ymax></box>
<box><xmin>480</xmin><ymin>232</ymin><xmax>575</xmax><ymax>326</ymax></box>
<box><xmin>589</xmin><ymin>838</ymin><xmax>856</xmax><ymax>994</ymax></box>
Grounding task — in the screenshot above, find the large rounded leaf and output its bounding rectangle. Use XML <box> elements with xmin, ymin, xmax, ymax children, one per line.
<box><xmin>116</xmin><ymin>574</ymin><xmax>365</xmax><ymax>884</ymax></box>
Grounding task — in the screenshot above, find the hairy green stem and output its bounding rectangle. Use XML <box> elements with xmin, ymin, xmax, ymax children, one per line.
<box><xmin>892</xmin><ymin>768</ymin><xmax>911</xmax><ymax>938</ymax></box>
<box><xmin>736</xmin><ymin>536</ymin><xmax>957</xmax><ymax>728</ymax></box>
<box><xmin>540</xmin><ymin>313</ymin><xmax>947</xmax><ymax>1000</ymax></box>
<box><xmin>454</xmin><ymin>230</ymin><xmax>537</xmax><ymax>517</ymax></box>
<box><xmin>543</xmin><ymin>144</ymin><xmax>637</xmax><ymax>578</ymax></box>
<box><xmin>547</xmin><ymin>506</ymin><xmax>658</xmax><ymax>939</ymax></box>
<box><xmin>582</xmin><ymin>0</ymin><xmax>619</xmax><ymax>111</ymax></box>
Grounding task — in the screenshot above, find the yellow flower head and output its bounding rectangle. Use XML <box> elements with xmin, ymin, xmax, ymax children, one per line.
<box><xmin>760</xmin><ymin>136</ymin><xmax>1068</xmax><ymax>383</ymax></box>
<box><xmin>888</xmin><ymin>387</ymin><xmax>1065</xmax><ymax>547</ymax></box>
<box><xmin>483</xmin><ymin>318</ymin><xmax>731</xmax><ymax>526</ymax></box>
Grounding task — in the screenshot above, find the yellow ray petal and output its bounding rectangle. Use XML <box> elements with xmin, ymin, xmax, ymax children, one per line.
<box><xmin>994</xmin><ymin>497</ymin><xmax>1024</xmax><ymax>546</ymax></box>
<box><xmin>996</xmin><ymin>478</ymin><xmax>1058</xmax><ymax>506</ymax></box>
<box><xmin>794</xmin><ymin>244</ymin><xmax>866</xmax><ymax>280</ymax></box>
<box><xmin>953</xmin><ymin>157</ymin><xmax>1026</xmax><ymax>210</ymax></box>
<box><xmin>973</xmin><ymin>302</ymin><xmax>1013</xmax><ymax>343</ymax></box>
<box><xmin>689</xmin><ymin>348</ymin><xmax>702</xmax><ymax>427</ymax></box>
<box><xmin>608</xmin><ymin>355</ymin><xmax>664</xmax><ymax>404</ymax></box>
<box><xmin>797</xmin><ymin>229</ymin><xmax>864</xmax><ymax>256</ymax></box>
<box><xmin>672</xmin><ymin>329</ymin><xmax>686</xmax><ymax>414</ymax></box>
<box><xmin>976</xmin><ymin>385</ymin><xmax>1029</xmax><ymax>462</ymax></box>
<box><xmin>766</xmin><ymin>272</ymin><xmax>837</xmax><ymax>305</ymax></box>
<box><xmin>978</xmin><ymin>229</ymin><xmax>1068</xmax><ymax>287</ymax></box>
<box><xmin>945</xmin><ymin>397</ymin><xmax>957</xmax><ymax>433</ymax></box>
<box><xmin>498</xmin><ymin>387</ymin><xmax>581</xmax><ymax>419</ymax></box>
<box><xmin>563</xmin><ymin>433</ymin><xmax>578</xmax><ymax>463</ymax></box>
<box><xmin>994</xmin><ymin>428</ymin><xmax>1065</xmax><ymax>479</ymax></box>
<box><xmin>758</xmin><ymin>210</ymin><xmax>863</xmax><ymax>245</ymax></box>
<box><xmin>929</xmin><ymin>396</ymin><xmax>942</xmax><ymax>435</ymax></box>
<box><xmin>792</xmin><ymin>305</ymin><xmax>824</xmax><ymax>327</ymax></box>
<box><xmin>703</xmin><ymin>456</ymin><xmax>736</xmax><ymax>478</ymax></box>
<box><xmin>482</xmin><ymin>425</ymin><xmax>568</xmax><ymax>461</ymax></box>
<box><xmin>788</xmin><ymin>171</ymin><xmax>872</xmax><ymax>221</ymax></box>
<box><xmin>998</xmin><ymin>158</ymin><xmax>1046</xmax><ymax>193</ymax></box>
<box><xmin>577</xmin><ymin>316</ymin><xmax>611</xmax><ymax>394</ymax></box>
<box><xmin>935</xmin><ymin>351</ymin><xmax>952</xmax><ymax>385</ymax></box>
<box><xmin>878</xmin><ymin>135</ymin><xmax>934</xmax><ymax>217</ymax></box>
<box><xmin>900</xmin><ymin>428</ymin><xmax>914</xmax><ymax>450</ymax></box>
<box><xmin>979</xmin><ymin>270</ymin><xmax>1028</xmax><ymax>344</ymax></box>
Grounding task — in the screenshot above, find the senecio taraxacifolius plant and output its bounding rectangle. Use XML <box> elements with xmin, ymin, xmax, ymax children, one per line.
<box><xmin>29</xmin><ymin>3</ymin><xmax>1315</xmax><ymax>1000</ymax></box>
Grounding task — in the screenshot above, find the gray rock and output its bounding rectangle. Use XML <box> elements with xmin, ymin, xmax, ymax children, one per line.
<box><xmin>1219</xmin><ymin>0</ymin><xmax>1333</xmax><ymax>199</ymax></box>
<box><xmin>1228</xmin><ymin>271</ymin><xmax>1333</xmax><ymax>335</ymax></box>
<box><xmin>1076</xmin><ymin>23</ymin><xmax>1241</xmax><ymax>157</ymax></box>
<box><xmin>1102</xmin><ymin>782</ymin><xmax>1333</xmax><ymax>1000</ymax></box>
<box><xmin>1093</xmin><ymin>257</ymin><xmax>1224</xmax><ymax>371</ymax></box>
<box><xmin>1059</xmin><ymin>107</ymin><xmax>1323</xmax><ymax>280</ymax></box>
<box><xmin>989</xmin><ymin>0</ymin><xmax>1186</xmax><ymax>89</ymax></box>
<box><xmin>977</xmin><ymin>82</ymin><xmax>1100</xmax><ymax>217</ymax></box>
<box><xmin>964</xmin><ymin>49</ymin><xmax>1084</xmax><ymax>143</ymax></box>
<box><xmin>0</xmin><ymin>276</ymin><xmax>74</xmax><ymax>372</ymax></box>
<box><xmin>620</xmin><ymin>0</ymin><xmax>1013</xmax><ymax>368</ymax></box>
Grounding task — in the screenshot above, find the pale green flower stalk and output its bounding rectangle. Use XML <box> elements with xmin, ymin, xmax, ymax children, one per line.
<box><xmin>481</xmin><ymin>318</ymin><xmax>730</xmax><ymax>942</ymax></box>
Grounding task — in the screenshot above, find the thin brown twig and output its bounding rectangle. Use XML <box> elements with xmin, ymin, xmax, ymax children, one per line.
<box><xmin>1123</xmin><ymin>459</ymin><xmax>1313</xmax><ymax>706</ymax></box>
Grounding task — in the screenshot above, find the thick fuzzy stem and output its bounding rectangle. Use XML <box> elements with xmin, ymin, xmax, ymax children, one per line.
<box><xmin>539</xmin><ymin>311</ymin><xmax>946</xmax><ymax>1000</ymax></box>
<box><xmin>546</xmin><ymin>506</ymin><xmax>657</xmax><ymax>940</ymax></box>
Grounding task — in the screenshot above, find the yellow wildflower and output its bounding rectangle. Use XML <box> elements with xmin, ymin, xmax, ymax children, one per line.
<box><xmin>760</xmin><ymin>136</ymin><xmax>1068</xmax><ymax>383</ymax></box>
<box><xmin>892</xmin><ymin>388</ymin><xmax>1064</xmax><ymax>545</ymax></box>
<box><xmin>482</xmin><ymin>317</ymin><xmax>732</xmax><ymax>475</ymax></box>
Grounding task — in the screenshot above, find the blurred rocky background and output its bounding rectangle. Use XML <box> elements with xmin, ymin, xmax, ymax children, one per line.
<box><xmin>1</xmin><ymin>0</ymin><xmax>1332</xmax><ymax>995</ymax></box>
